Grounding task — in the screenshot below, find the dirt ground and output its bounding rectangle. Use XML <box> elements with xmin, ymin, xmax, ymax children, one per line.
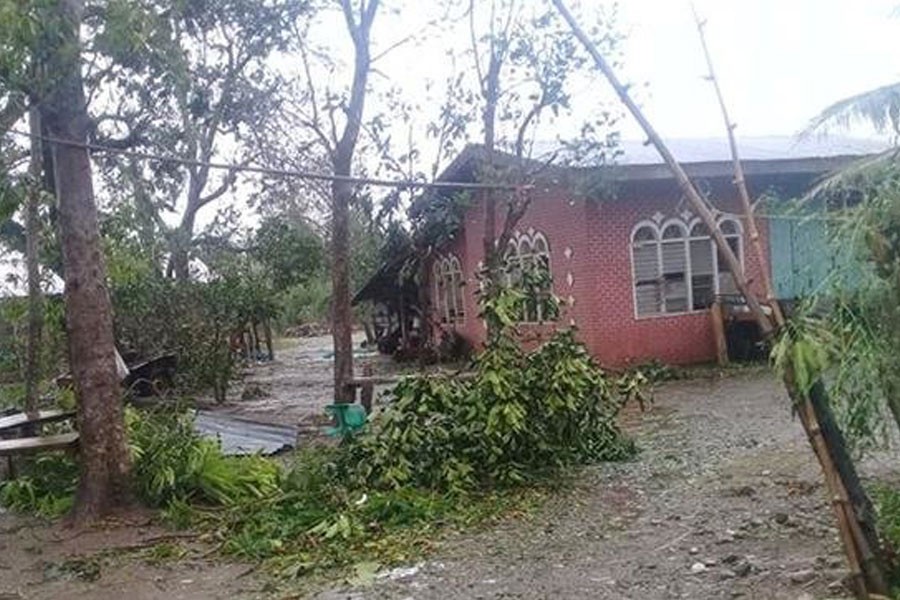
<box><xmin>208</xmin><ymin>334</ymin><xmax>413</xmax><ymax>429</ymax></box>
<box><xmin>1</xmin><ymin>341</ymin><xmax>897</xmax><ymax>599</ymax></box>
<box><xmin>312</xmin><ymin>369</ymin><xmax>884</xmax><ymax>600</ymax></box>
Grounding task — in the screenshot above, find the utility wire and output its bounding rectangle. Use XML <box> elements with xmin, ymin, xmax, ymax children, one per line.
<box><xmin>5</xmin><ymin>128</ymin><xmax>532</xmax><ymax>192</ymax></box>
<box><xmin>4</xmin><ymin>129</ymin><xmax>856</xmax><ymax>223</ymax></box>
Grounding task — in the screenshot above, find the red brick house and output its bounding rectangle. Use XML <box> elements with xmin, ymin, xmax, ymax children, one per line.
<box><xmin>358</xmin><ymin>142</ymin><xmax>872</xmax><ymax>367</ymax></box>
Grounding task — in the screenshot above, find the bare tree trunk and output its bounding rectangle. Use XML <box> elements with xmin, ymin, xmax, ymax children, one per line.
<box><xmin>24</xmin><ymin>107</ymin><xmax>44</xmax><ymax>419</ymax></box>
<box><xmin>331</xmin><ymin>178</ymin><xmax>355</xmax><ymax>402</ymax></box>
<box><xmin>251</xmin><ymin>320</ymin><xmax>261</xmax><ymax>360</ymax></box>
<box><xmin>479</xmin><ymin>40</ymin><xmax>502</xmax><ymax>333</ymax></box>
<box><xmin>416</xmin><ymin>246</ymin><xmax>433</xmax><ymax>365</ymax></box>
<box><xmin>552</xmin><ymin>1</ymin><xmax>888</xmax><ymax>595</ymax></box>
<box><xmin>41</xmin><ymin>0</ymin><xmax>132</xmax><ymax>523</ymax></box>
<box><xmin>330</xmin><ymin>0</ymin><xmax>380</xmax><ymax>403</ymax></box>
<box><xmin>168</xmin><ymin>205</ymin><xmax>197</xmax><ymax>281</ymax></box>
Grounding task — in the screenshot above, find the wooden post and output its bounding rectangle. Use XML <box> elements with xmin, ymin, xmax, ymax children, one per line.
<box><xmin>263</xmin><ymin>319</ymin><xmax>274</xmax><ymax>361</ymax></box>
<box><xmin>360</xmin><ymin>363</ymin><xmax>374</xmax><ymax>414</ymax></box>
<box><xmin>710</xmin><ymin>299</ymin><xmax>728</xmax><ymax>366</ymax></box>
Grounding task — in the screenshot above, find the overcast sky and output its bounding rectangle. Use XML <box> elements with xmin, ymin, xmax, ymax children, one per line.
<box><xmin>338</xmin><ymin>0</ymin><xmax>900</xmax><ymax>175</ymax></box>
<box><xmin>612</xmin><ymin>0</ymin><xmax>898</xmax><ymax>140</ymax></box>
<box><xmin>3</xmin><ymin>0</ymin><xmax>899</xmax><ymax>294</ymax></box>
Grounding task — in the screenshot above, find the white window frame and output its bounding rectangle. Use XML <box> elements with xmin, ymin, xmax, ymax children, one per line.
<box><xmin>630</xmin><ymin>216</ymin><xmax>744</xmax><ymax>319</ymax></box>
<box><xmin>504</xmin><ymin>230</ymin><xmax>555</xmax><ymax>324</ymax></box>
<box><xmin>433</xmin><ymin>254</ymin><xmax>466</xmax><ymax>325</ymax></box>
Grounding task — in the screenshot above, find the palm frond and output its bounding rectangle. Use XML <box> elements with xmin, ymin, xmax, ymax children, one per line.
<box><xmin>802</xmin><ymin>82</ymin><xmax>900</xmax><ymax>139</ymax></box>
<box><xmin>800</xmin><ymin>149</ymin><xmax>900</xmax><ymax>205</ymax></box>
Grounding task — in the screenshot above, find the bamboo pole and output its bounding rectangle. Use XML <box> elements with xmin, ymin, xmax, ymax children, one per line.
<box><xmin>691</xmin><ymin>5</ymin><xmax>785</xmax><ymax>327</ymax></box>
<box><xmin>689</xmin><ymin>8</ymin><xmax>887</xmax><ymax>593</ymax></box>
<box><xmin>551</xmin><ymin>1</ymin><xmax>888</xmax><ymax>595</ymax></box>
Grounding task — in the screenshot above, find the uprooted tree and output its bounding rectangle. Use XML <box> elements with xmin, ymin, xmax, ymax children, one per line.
<box><xmin>551</xmin><ymin>0</ymin><xmax>890</xmax><ymax>596</ymax></box>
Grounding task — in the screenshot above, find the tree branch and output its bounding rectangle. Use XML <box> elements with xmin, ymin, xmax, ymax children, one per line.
<box><xmin>197</xmin><ymin>169</ymin><xmax>238</xmax><ymax>207</ymax></box>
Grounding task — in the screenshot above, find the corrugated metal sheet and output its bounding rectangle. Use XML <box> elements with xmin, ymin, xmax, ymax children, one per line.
<box><xmin>194</xmin><ymin>410</ymin><xmax>298</xmax><ymax>456</ymax></box>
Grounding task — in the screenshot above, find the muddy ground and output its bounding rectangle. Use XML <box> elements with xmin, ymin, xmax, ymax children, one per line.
<box><xmin>1</xmin><ymin>340</ymin><xmax>897</xmax><ymax>599</ymax></box>
<box><xmin>208</xmin><ymin>334</ymin><xmax>418</xmax><ymax>430</ymax></box>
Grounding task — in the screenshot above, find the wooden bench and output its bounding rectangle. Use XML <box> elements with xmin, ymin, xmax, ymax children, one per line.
<box><xmin>0</xmin><ymin>410</ymin><xmax>79</xmax><ymax>477</ymax></box>
<box><xmin>0</xmin><ymin>432</ymin><xmax>79</xmax><ymax>457</ymax></box>
<box><xmin>0</xmin><ymin>409</ymin><xmax>76</xmax><ymax>433</ymax></box>
<box><xmin>346</xmin><ymin>369</ymin><xmax>477</xmax><ymax>413</ymax></box>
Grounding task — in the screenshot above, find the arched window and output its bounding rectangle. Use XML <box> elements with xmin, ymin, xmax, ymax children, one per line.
<box><xmin>632</xmin><ymin>224</ymin><xmax>661</xmax><ymax>315</ymax></box>
<box><xmin>631</xmin><ymin>217</ymin><xmax>744</xmax><ymax>316</ymax></box>
<box><xmin>689</xmin><ymin>221</ymin><xmax>715</xmax><ymax>309</ymax></box>
<box><xmin>432</xmin><ymin>254</ymin><xmax>465</xmax><ymax>324</ymax></box>
<box><xmin>504</xmin><ymin>231</ymin><xmax>555</xmax><ymax>322</ymax></box>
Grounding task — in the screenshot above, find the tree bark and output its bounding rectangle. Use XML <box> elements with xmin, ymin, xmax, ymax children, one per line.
<box><xmin>24</xmin><ymin>107</ymin><xmax>44</xmax><ymax>419</ymax></box>
<box><xmin>40</xmin><ymin>0</ymin><xmax>132</xmax><ymax>523</ymax></box>
<box><xmin>263</xmin><ymin>318</ymin><xmax>274</xmax><ymax>361</ymax></box>
<box><xmin>330</xmin><ymin>0</ymin><xmax>380</xmax><ymax>403</ymax></box>
<box><xmin>331</xmin><ymin>177</ymin><xmax>354</xmax><ymax>402</ymax></box>
<box><xmin>479</xmin><ymin>23</ymin><xmax>502</xmax><ymax>331</ymax></box>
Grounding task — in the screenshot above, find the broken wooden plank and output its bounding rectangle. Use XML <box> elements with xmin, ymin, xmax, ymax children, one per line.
<box><xmin>0</xmin><ymin>410</ymin><xmax>76</xmax><ymax>433</ymax></box>
<box><xmin>0</xmin><ymin>432</ymin><xmax>79</xmax><ymax>457</ymax></box>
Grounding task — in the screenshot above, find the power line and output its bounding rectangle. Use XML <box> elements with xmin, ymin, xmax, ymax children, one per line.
<box><xmin>3</xmin><ymin>129</ymin><xmax>859</xmax><ymax>223</ymax></box>
<box><xmin>5</xmin><ymin>128</ymin><xmax>532</xmax><ymax>192</ymax></box>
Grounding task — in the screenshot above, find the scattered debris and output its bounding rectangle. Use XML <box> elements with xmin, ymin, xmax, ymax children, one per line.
<box><xmin>377</xmin><ymin>564</ymin><xmax>422</xmax><ymax>581</ymax></box>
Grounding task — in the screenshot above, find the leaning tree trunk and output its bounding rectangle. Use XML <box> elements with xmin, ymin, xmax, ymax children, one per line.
<box><xmin>24</xmin><ymin>106</ymin><xmax>44</xmax><ymax>419</ymax></box>
<box><xmin>552</xmin><ymin>1</ymin><xmax>888</xmax><ymax>595</ymax></box>
<box><xmin>40</xmin><ymin>0</ymin><xmax>132</xmax><ymax>522</ymax></box>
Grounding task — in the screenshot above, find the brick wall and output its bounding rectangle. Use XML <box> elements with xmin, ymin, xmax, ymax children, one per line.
<box><xmin>428</xmin><ymin>180</ymin><xmax>772</xmax><ymax>367</ymax></box>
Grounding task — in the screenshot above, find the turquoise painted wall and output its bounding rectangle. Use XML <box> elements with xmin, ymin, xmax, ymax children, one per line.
<box><xmin>770</xmin><ymin>216</ymin><xmax>831</xmax><ymax>299</ymax></box>
<box><xmin>769</xmin><ymin>212</ymin><xmax>860</xmax><ymax>299</ymax></box>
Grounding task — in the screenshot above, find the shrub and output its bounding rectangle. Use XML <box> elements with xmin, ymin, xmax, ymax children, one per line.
<box><xmin>874</xmin><ymin>486</ymin><xmax>900</xmax><ymax>552</ymax></box>
<box><xmin>0</xmin><ymin>453</ymin><xmax>78</xmax><ymax>517</ymax></box>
